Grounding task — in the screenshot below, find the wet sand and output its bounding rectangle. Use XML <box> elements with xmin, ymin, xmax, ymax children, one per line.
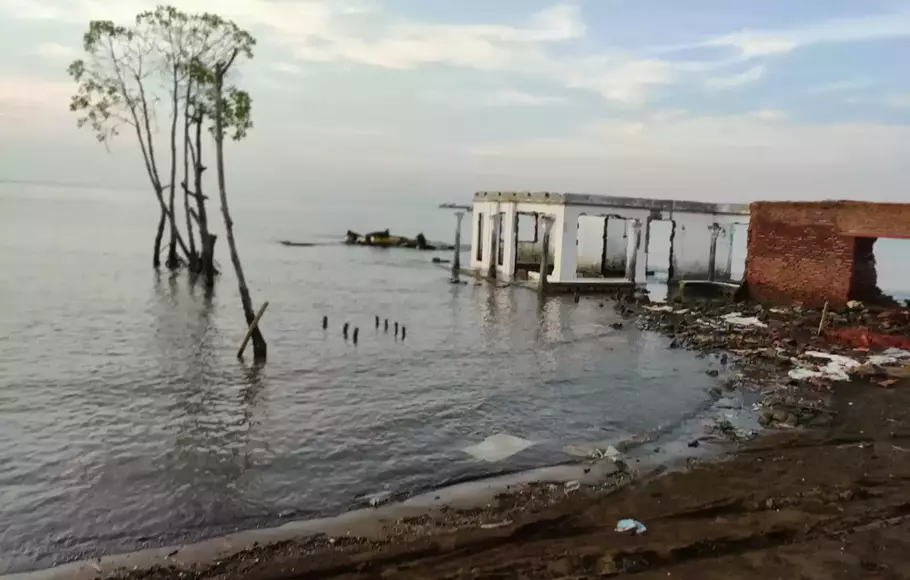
<box><xmin>13</xmin><ymin>298</ymin><xmax>910</xmax><ymax>579</ymax></box>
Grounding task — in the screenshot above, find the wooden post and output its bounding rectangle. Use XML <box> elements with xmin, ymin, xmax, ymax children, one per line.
<box><xmin>452</xmin><ymin>211</ymin><xmax>464</xmax><ymax>281</ymax></box>
<box><xmin>237</xmin><ymin>301</ymin><xmax>269</xmax><ymax>359</ymax></box>
<box><xmin>539</xmin><ymin>217</ymin><xmax>553</xmax><ymax>297</ymax></box>
<box><xmin>817</xmin><ymin>301</ymin><xmax>829</xmax><ymax>336</ymax></box>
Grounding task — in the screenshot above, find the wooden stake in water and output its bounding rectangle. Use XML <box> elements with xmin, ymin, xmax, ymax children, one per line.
<box><xmin>375</xmin><ymin>315</ymin><xmax>379</xmax><ymax>329</ymax></box>
<box><xmin>353</xmin><ymin>327</ymin><xmax>359</xmax><ymax>345</ymax></box>
<box><xmin>817</xmin><ymin>301</ymin><xmax>829</xmax><ymax>336</ymax></box>
<box><xmin>384</xmin><ymin>319</ymin><xmax>389</xmax><ymax>332</ymax></box>
<box><xmin>343</xmin><ymin>322</ymin><xmax>349</xmax><ymax>340</ymax></box>
<box><xmin>237</xmin><ymin>301</ymin><xmax>269</xmax><ymax>359</ymax></box>
<box><xmin>401</xmin><ymin>326</ymin><xmax>406</xmax><ymax>341</ymax></box>
<box><xmin>394</xmin><ymin>322</ymin><xmax>399</xmax><ymax>337</ymax></box>
<box><xmin>322</xmin><ymin>315</ymin><xmax>328</xmax><ymax>330</ymax></box>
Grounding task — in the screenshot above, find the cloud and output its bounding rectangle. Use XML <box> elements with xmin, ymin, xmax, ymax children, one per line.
<box><xmin>465</xmin><ymin>110</ymin><xmax>910</xmax><ymax>202</ymax></box>
<box><xmin>34</xmin><ymin>42</ymin><xmax>76</xmax><ymax>59</ymax></box>
<box><xmin>483</xmin><ymin>89</ymin><xmax>569</xmax><ymax>107</ymax></box>
<box><xmin>0</xmin><ymin>76</ymin><xmax>71</xmax><ymax>112</ymax></box>
<box><xmin>705</xmin><ymin>65</ymin><xmax>765</xmax><ymax>89</ymax></box>
<box><xmin>4</xmin><ymin>0</ymin><xmax>694</xmax><ymax>106</ymax></box>
<box><xmin>800</xmin><ymin>79</ymin><xmax>874</xmax><ymax>95</ymax></box>
<box><xmin>702</xmin><ymin>11</ymin><xmax>910</xmax><ymax>58</ymax></box>
<box><xmin>884</xmin><ymin>94</ymin><xmax>910</xmax><ymax>109</ymax></box>
<box><xmin>269</xmin><ymin>62</ymin><xmax>308</xmax><ymax>75</ymax></box>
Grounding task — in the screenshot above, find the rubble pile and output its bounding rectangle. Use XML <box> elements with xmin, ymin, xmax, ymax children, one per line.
<box><xmin>626</xmin><ymin>296</ymin><xmax>910</xmax><ymax>429</ymax></box>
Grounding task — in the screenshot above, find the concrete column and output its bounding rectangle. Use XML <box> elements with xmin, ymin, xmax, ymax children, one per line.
<box><xmin>551</xmin><ymin>207</ymin><xmax>578</xmax><ymax>283</ymax></box>
<box><xmin>451</xmin><ymin>211</ymin><xmax>464</xmax><ymax>281</ymax></box>
<box><xmin>539</xmin><ymin>217</ymin><xmax>554</xmax><ymax>296</ymax></box>
<box><xmin>488</xmin><ymin>211</ymin><xmax>501</xmax><ymax>280</ymax></box>
<box><xmin>499</xmin><ymin>203</ymin><xmax>518</xmax><ymax>281</ymax></box>
<box><xmin>625</xmin><ymin>219</ymin><xmax>643</xmax><ymax>282</ymax></box>
<box><xmin>634</xmin><ymin>218</ymin><xmax>648</xmax><ymax>284</ymax></box>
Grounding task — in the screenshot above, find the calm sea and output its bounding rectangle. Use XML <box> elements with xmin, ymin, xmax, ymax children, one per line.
<box><xmin>0</xmin><ymin>184</ymin><xmax>907</xmax><ymax>573</ymax></box>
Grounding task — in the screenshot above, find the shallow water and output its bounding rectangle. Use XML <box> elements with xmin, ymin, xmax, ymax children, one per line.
<box><xmin>0</xmin><ymin>184</ymin><xmax>905</xmax><ymax>574</ymax></box>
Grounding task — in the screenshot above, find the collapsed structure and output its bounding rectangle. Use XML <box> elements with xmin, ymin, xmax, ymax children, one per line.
<box><xmin>743</xmin><ymin>201</ymin><xmax>910</xmax><ymax>306</ymax></box>
<box><xmin>459</xmin><ymin>191</ymin><xmax>749</xmax><ymax>291</ymax></box>
<box><xmin>445</xmin><ymin>193</ymin><xmax>906</xmax><ymax>306</ymax></box>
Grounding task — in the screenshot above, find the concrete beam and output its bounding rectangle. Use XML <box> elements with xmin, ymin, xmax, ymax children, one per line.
<box><xmin>472</xmin><ymin>191</ymin><xmax>749</xmax><ymax>216</ymax></box>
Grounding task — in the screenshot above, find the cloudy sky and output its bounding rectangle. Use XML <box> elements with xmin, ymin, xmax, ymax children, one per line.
<box><xmin>1</xmin><ymin>0</ymin><xmax>909</xmax><ymax>204</ymax></box>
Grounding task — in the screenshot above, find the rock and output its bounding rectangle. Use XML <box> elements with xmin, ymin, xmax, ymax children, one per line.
<box><xmin>706</xmin><ymin>369</ymin><xmax>719</xmax><ymax>377</ymax></box>
<box><xmin>771</xmin><ymin>409</ymin><xmax>789</xmax><ymax>423</ymax></box>
<box><xmin>610</xmin><ymin>322</ymin><xmax>624</xmax><ymax>330</ymax></box>
<box><xmin>783</xmin><ymin>413</ymin><xmax>799</xmax><ymax>426</ymax></box>
<box><xmin>597</xmin><ymin>557</ymin><xmax>619</xmax><ymax>576</ymax></box>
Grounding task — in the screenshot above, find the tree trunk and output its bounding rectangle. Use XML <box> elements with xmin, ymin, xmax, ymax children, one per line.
<box><xmin>153</xmin><ymin>206</ymin><xmax>166</xmax><ymax>269</ymax></box>
<box><xmin>214</xmin><ymin>62</ymin><xmax>266</xmax><ymax>361</ymax></box>
<box><xmin>165</xmin><ymin>70</ymin><xmax>181</xmax><ymax>270</ymax></box>
<box><xmin>193</xmin><ymin>116</ymin><xmax>217</xmax><ymax>286</ymax></box>
<box><xmin>182</xmin><ymin>85</ymin><xmax>198</xmax><ymax>273</ymax></box>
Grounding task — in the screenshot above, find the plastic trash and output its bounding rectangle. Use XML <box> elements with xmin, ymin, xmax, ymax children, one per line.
<box><xmin>720</xmin><ymin>312</ymin><xmax>768</xmax><ymax>328</ymax></box>
<box><xmin>788</xmin><ymin>368</ymin><xmax>822</xmax><ymax>380</ymax></box>
<box><xmin>615</xmin><ymin>518</ymin><xmax>647</xmax><ymax>535</ymax></box>
<box><xmin>564</xmin><ymin>480</ymin><xmax>580</xmax><ymax>493</ymax></box>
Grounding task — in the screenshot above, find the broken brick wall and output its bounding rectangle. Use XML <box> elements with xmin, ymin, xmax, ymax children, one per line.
<box><xmin>745</xmin><ymin>201</ymin><xmax>910</xmax><ymax>306</ymax></box>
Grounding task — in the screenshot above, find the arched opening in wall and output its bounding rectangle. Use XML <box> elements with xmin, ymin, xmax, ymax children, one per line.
<box><xmin>513</xmin><ymin>212</ymin><xmax>552</xmax><ymax>279</ymax></box>
<box><xmin>860</xmin><ymin>237</ymin><xmax>910</xmax><ymax>305</ymax></box>
<box><xmin>576</xmin><ymin>215</ymin><xmax>629</xmax><ymax>279</ymax></box>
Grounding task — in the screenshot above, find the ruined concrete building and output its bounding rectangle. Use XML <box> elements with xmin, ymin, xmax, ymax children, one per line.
<box><xmin>464</xmin><ymin>191</ymin><xmax>749</xmax><ymax>290</ymax></box>
<box><xmin>743</xmin><ymin>201</ymin><xmax>910</xmax><ymax>306</ymax></box>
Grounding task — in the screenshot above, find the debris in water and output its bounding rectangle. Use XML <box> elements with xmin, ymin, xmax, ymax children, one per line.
<box><xmin>564</xmin><ymin>480</ymin><xmax>580</xmax><ymax>493</ymax></box>
<box><xmin>615</xmin><ymin>518</ymin><xmax>647</xmax><ymax>535</ymax></box>
<box><xmin>462</xmin><ymin>433</ymin><xmax>536</xmax><ymax>463</ymax></box>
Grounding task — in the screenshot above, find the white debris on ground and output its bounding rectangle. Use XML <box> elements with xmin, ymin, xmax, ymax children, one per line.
<box><xmin>462</xmin><ymin>433</ymin><xmax>536</xmax><ymax>463</ymax></box>
<box><xmin>788</xmin><ymin>349</ymin><xmax>910</xmax><ymax>382</ymax></box>
<box><xmin>719</xmin><ymin>312</ymin><xmax>768</xmax><ymax>328</ymax></box>
<box><xmin>563</xmin><ymin>444</ymin><xmax>622</xmax><ymax>461</ymax></box>
<box><xmin>643</xmin><ymin>305</ymin><xmax>690</xmax><ymax>315</ymax></box>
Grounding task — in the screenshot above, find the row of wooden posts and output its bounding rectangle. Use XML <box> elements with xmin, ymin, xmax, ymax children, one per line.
<box><xmin>321</xmin><ymin>315</ymin><xmax>406</xmax><ymax>345</ymax></box>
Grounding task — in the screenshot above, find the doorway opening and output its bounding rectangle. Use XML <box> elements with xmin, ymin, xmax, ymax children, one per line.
<box><xmin>576</xmin><ymin>215</ymin><xmax>629</xmax><ymax>279</ymax></box>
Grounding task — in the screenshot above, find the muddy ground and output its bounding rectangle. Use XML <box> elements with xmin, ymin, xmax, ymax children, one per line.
<box><xmin>114</xmin><ymin>299</ymin><xmax>910</xmax><ymax>580</ymax></box>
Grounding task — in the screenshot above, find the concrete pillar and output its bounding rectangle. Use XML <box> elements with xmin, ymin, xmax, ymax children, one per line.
<box><xmin>539</xmin><ymin>217</ymin><xmax>554</xmax><ymax>296</ymax></box>
<box><xmin>488</xmin><ymin>211</ymin><xmax>501</xmax><ymax>280</ymax></box>
<box><xmin>451</xmin><ymin>211</ymin><xmax>464</xmax><ymax>281</ymax></box>
<box><xmin>625</xmin><ymin>219</ymin><xmax>644</xmax><ymax>282</ymax></box>
<box><xmin>634</xmin><ymin>218</ymin><xmax>648</xmax><ymax>284</ymax></box>
<box><xmin>552</xmin><ymin>207</ymin><xmax>578</xmax><ymax>282</ymax></box>
<box><xmin>499</xmin><ymin>203</ymin><xmax>518</xmax><ymax>281</ymax></box>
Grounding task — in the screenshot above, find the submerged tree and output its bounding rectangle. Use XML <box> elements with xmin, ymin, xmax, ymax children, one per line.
<box><xmin>67</xmin><ymin>19</ymin><xmax>192</xmax><ymax>268</ymax></box>
<box><xmin>67</xmin><ymin>6</ymin><xmax>243</xmax><ymax>278</ymax></box>
<box><xmin>208</xmin><ymin>42</ymin><xmax>267</xmax><ymax>360</ymax></box>
<box><xmin>67</xmin><ymin>6</ymin><xmax>268</xmax><ymax>359</ymax></box>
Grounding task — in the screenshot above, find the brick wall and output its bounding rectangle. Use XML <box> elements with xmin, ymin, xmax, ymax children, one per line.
<box><xmin>745</xmin><ymin>201</ymin><xmax>910</xmax><ymax>306</ymax></box>
<box><xmin>745</xmin><ymin>202</ymin><xmax>853</xmax><ymax>306</ymax></box>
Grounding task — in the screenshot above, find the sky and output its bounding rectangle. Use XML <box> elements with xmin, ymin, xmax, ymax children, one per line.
<box><xmin>1</xmin><ymin>0</ymin><xmax>910</xmax><ymax>205</ymax></box>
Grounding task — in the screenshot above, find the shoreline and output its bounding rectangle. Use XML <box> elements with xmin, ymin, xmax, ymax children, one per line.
<box><xmin>7</xmin><ymin>295</ymin><xmax>909</xmax><ymax>579</ymax></box>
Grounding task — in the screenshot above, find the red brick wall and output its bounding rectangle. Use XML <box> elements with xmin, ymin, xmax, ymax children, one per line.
<box><xmin>745</xmin><ymin>201</ymin><xmax>910</xmax><ymax>306</ymax></box>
